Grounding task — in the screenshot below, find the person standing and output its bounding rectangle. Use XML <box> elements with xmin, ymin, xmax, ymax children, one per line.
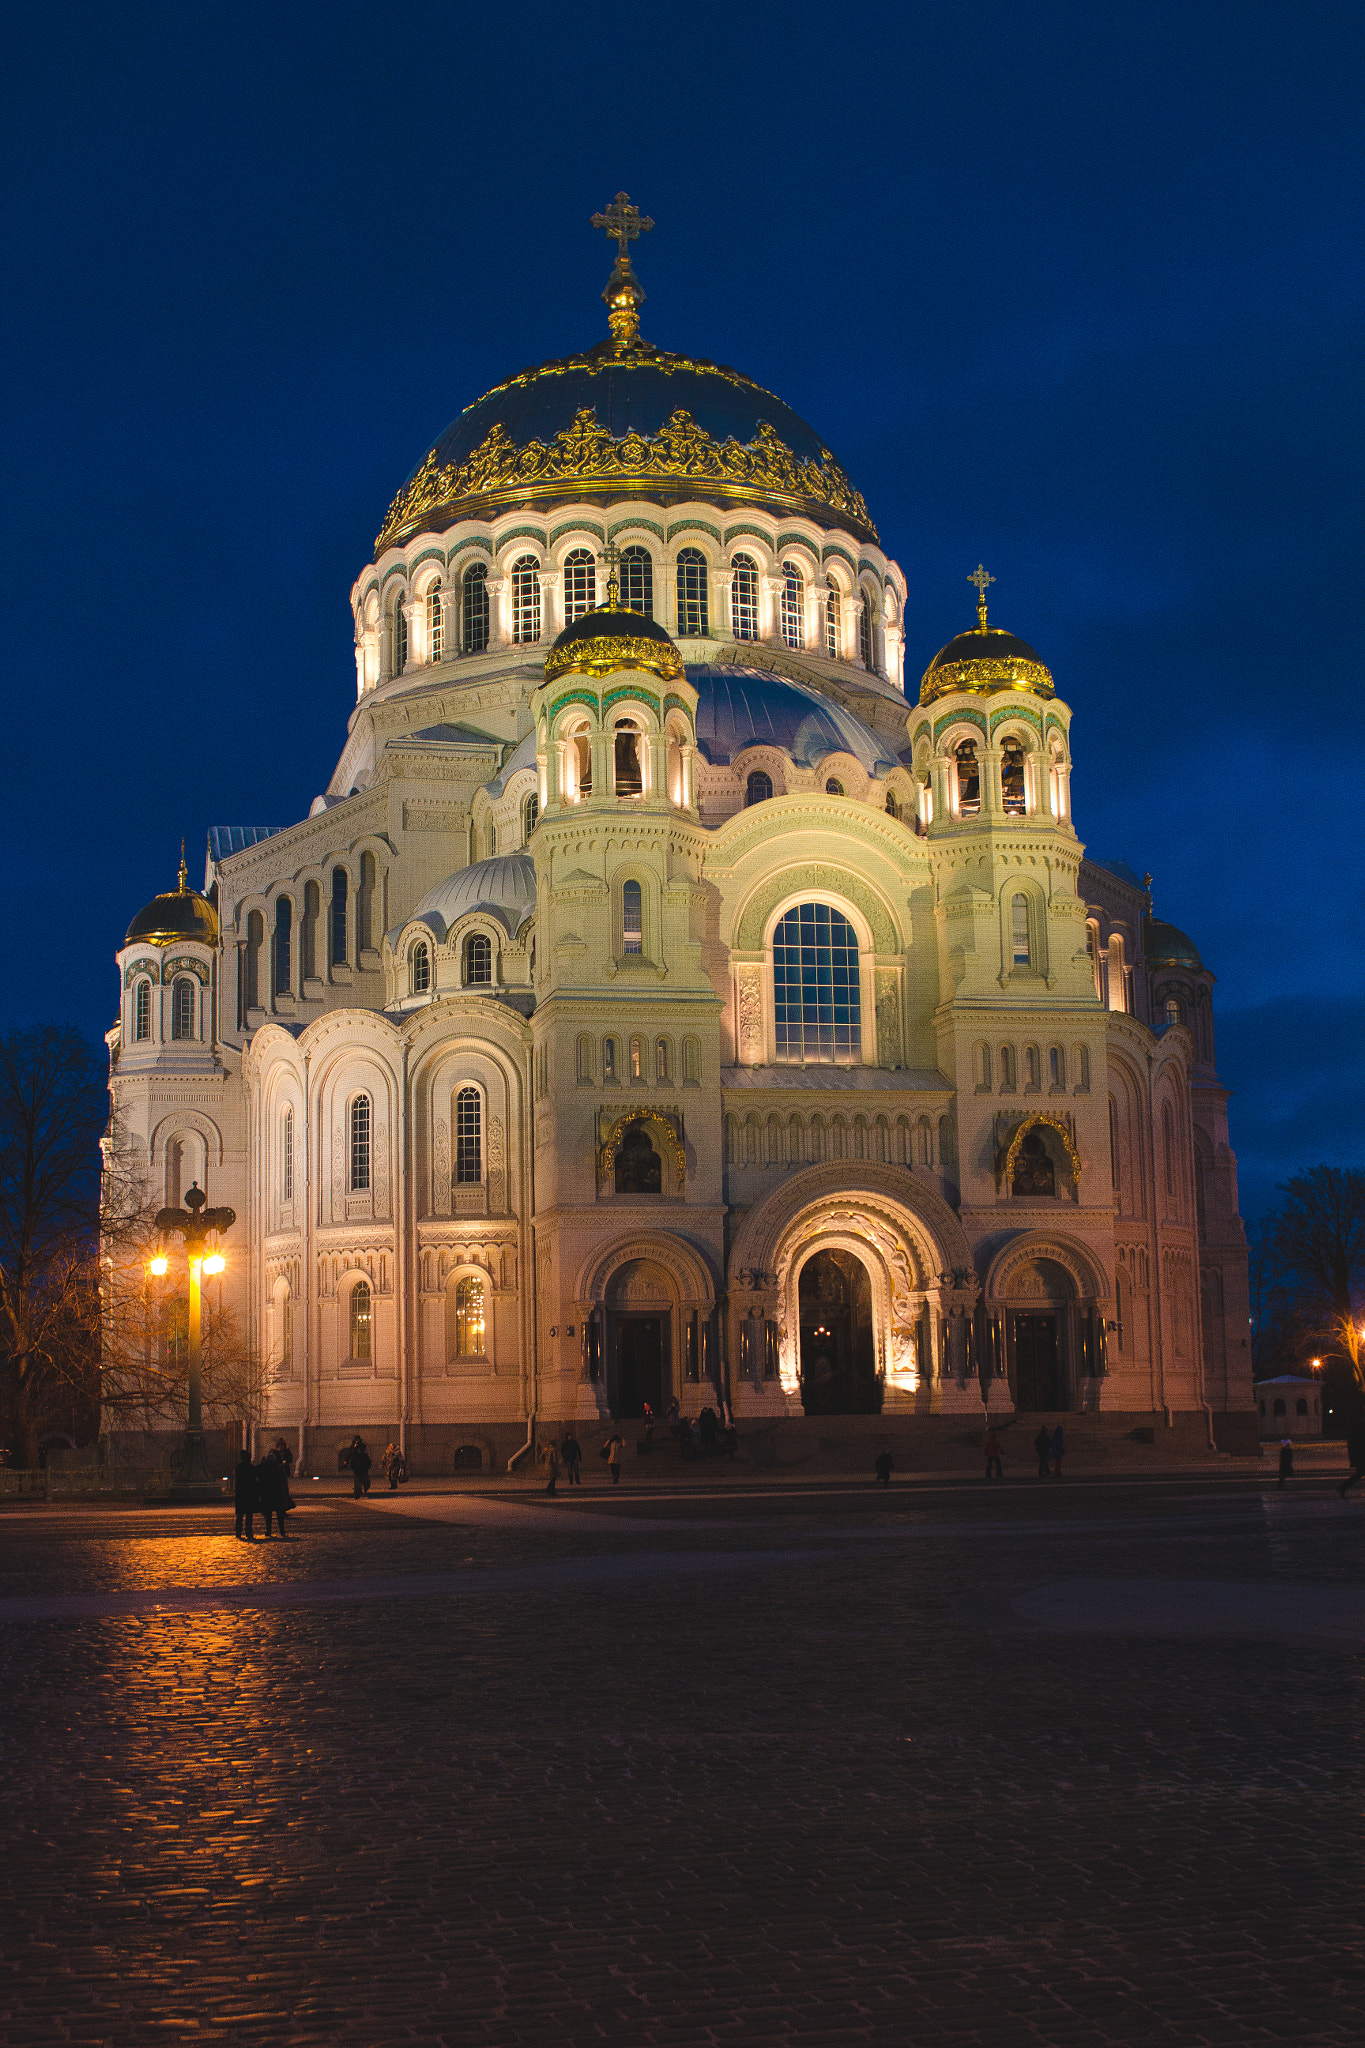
<box><xmin>561</xmin><ymin>1431</ymin><xmax>582</xmax><ymax>1486</ymax></box>
<box><xmin>984</xmin><ymin>1428</ymin><xmax>1003</xmax><ymax>1481</ymax></box>
<box><xmin>350</xmin><ymin>1436</ymin><xmax>372</xmax><ymax>1498</ymax></box>
<box><xmin>1338</xmin><ymin>1412</ymin><xmax>1365</xmax><ymax>1497</ymax></box>
<box><xmin>1051</xmin><ymin>1424</ymin><xmax>1066</xmax><ymax>1478</ymax></box>
<box><xmin>1277</xmin><ymin>1436</ymin><xmax>1294</xmax><ymax>1487</ymax></box>
<box><xmin>1034</xmin><ymin>1424</ymin><xmax>1052</xmax><ymax>1479</ymax></box>
<box><xmin>258</xmin><ymin>1450</ymin><xmax>289</xmax><ymax>1539</ymax></box>
<box><xmin>874</xmin><ymin>1450</ymin><xmax>893</xmax><ymax>1490</ymax></box>
<box><xmin>274</xmin><ymin>1436</ymin><xmax>295</xmax><ymax>1483</ymax></box>
<box><xmin>382</xmin><ymin>1441</ymin><xmax>405</xmax><ymax>1490</ymax></box>
<box><xmin>233</xmin><ymin>1446</ymin><xmax>256</xmax><ymax>1540</ymax></box>
<box><xmin>604</xmin><ymin>1431</ymin><xmax>625</xmax><ymax>1485</ymax></box>
<box><xmin>543</xmin><ymin>1436</ymin><xmax>561</xmax><ymax>1496</ymax></box>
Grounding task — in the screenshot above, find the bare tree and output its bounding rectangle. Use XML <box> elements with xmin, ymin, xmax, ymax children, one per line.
<box><xmin>0</xmin><ymin>1026</ymin><xmax>107</xmax><ymax>1464</ymax></box>
<box><xmin>1265</xmin><ymin>1166</ymin><xmax>1365</xmax><ymax>1393</ymax></box>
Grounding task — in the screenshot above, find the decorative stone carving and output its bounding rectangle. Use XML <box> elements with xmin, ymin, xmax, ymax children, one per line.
<box><xmin>433</xmin><ymin>1119</ymin><xmax>450</xmax><ymax>1216</ymax></box>
<box><xmin>875</xmin><ymin>973</ymin><xmax>901</xmax><ymax>1068</ymax></box>
<box><xmin>738</xmin><ymin>968</ymin><xmax>763</xmax><ymax>1064</ymax></box>
<box><xmin>487</xmin><ymin>1114</ymin><xmax>506</xmax><ymax>1216</ymax></box>
<box><xmin>331</xmin><ymin>1119</ymin><xmax>344</xmax><ymax>1222</ymax></box>
<box><xmin>374</xmin><ymin>1120</ymin><xmax>390</xmax><ymax>1216</ymax></box>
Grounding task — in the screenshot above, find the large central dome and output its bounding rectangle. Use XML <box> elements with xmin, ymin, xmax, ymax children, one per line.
<box><xmin>376</xmin><ymin>339</ymin><xmax>876</xmax><ymax>552</ymax></box>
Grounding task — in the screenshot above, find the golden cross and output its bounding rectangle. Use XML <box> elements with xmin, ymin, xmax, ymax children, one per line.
<box><xmin>598</xmin><ymin>539</ymin><xmax>623</xmax><ymax>607</ymax></box>
<box><xmin>591</xmin><ymin>192</ymin><xmax>654</xmax><ymax>261</ymax></box>
<box><xmin>968</xmin><ymin>562</ymin><xmax>995</xmax><ymax>628</ymax></box>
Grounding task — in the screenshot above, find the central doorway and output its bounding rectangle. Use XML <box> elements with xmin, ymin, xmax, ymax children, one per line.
<box><xmin>1014</xmin><ymin>1314</ymin><xmax>1061</xmax><ymax>1410</ymax></box>
<box><xmin>798</xmin><ymin>1248</ymin><xmax>881</xmax><ymax>1414</ymax></box>
<box><xmin>615</xmin><ymin>1316</ymin><xmax>664</xmax><ymax>1418</ymax></box>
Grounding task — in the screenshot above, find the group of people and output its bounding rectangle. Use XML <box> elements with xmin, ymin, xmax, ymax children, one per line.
<box><xmin>538</xmin><ymin>1403</ymin><xmax>739</xmax><ymax>1493</ymax></box>
<box><xmin>232</xmin><ymin>1437</ymin><xmax>296</xmax><ymax>1539</ymax></box>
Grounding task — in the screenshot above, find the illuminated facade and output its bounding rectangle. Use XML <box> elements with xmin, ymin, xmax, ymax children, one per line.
<box><xmin>106</xmin><ymin>203</ymin><xmax>1255</xmax><ymax>1465</ymax></box>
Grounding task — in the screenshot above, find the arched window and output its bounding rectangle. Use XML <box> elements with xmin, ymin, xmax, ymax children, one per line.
<box><xmin>730</xmin><ymin>554</ymin><xmax>758</xmax><ymax>640</ymax></box>
<box><xmin>825</xmin><ymin>778</ymin><xmax>844</xmax><ymax>797</ymax></box>
<box><xmin>620</xmin><ymin>544</ymin><xmax>653</xmax><ymax>617</ymax></box>
<box><xmin>301</xmin><ymin>879</ymin><xmax>319</xmax><ymax>981</ymax></box>
<box><xmin>1162</xmin><ymin>1101</ymin><xmax>1175</xmax><ymax>1196</ymax></box>
<box><xmin>172</xmin><ymin>977</ymin><xmax>195</xmax><ymax>1040</ymax></box>
<box><xmin>613</xmin><ymin>721</ymin><xmax>643</xmax><ymax>796</ymax></box>
<box><xmin>330</xmin><ymin>868</ymin><xmax>348</xmax><ymax>967</ymax></box>
<box><xmin>825</xmin><ymin>589</ymin><xmax>839</xmax><ymax>658</ymax></box>
<box><xmin>859</xmin><ymin>594</ymin><xmax>874</xmax><ymax>671</ymax></box>
<box><xmin>464</xmin><ymin>933</ymin><xmax>492</xmax><ymax>986</ymax></box>
<box><xmin>523</xmin><ymin>792</ymin><xmax>538</xmax><ymax>842</ymax></box>
<box><xmin>629</xmin><ymin>1036</ymin><xmax>643</xmax><ymax>1080</ymax></box>
<box><xmin>1109</xmin><ymin>1100</ymin><xmax>1121</xmax><ymax>1191</ymax></box>
<box><xmin>462</xmin><ymin>563</ymin><xmax>489</xmax><ymax>653</ymax></box>
<box><xmin>393</xmin><ymin>597</ymin><xmax>408</xmax><ymax>674</ymax></box>
<box><xmin>563</xmin><ymin>548</ymin><xmax>596</xmax><ymax>622</ymax></box>
<box><xmin>427</xmin><ymin>586</ymin><xmax>444</xmax><ymax>662</ymax></box>
<box><xmin>349</xmin><ymin>1279</ymin><xmax>372</xmax><ymax>1361</ymax></box>
<box><xmin>244</xmin><ymin>910</ymin><xmax>263</xmax><ymax>1015</ymax></box>
<box><xmin>1025</xmin><ymin>1045</ymin><xmax>1040</xmax><ymax>1090</ymax></box>
<box><xmin>1000</xmin><ymin>1044</ymin><xmax>1016</xmax><ymax>1091</ymax></box>
<box><xmin>773</xmin><ymin>903</ymin><xmax>861</xmax><ymax>1062</ymax></box>
<box><xmin>1012</xmin><ymin>1130</ymin><xmax>1056</xmax><ymax>1197</ymax></box>
<box><xmin>746</xmin><ymin>770</ymin><xmax>772</xmax><ymax>806</ymax></box>
<box><xmin>410</xmin><ymin>940</ymin><xmax>430</xmax><ymax>994</ymax></box>
<box><xmin>1011</xmin><ymin>894</ymin><xmax>1031</xmax><ymax>967</ymax></box>
<box><xmin>1296</xmin><ymin>1397</ymin><xmax>1308</xmax><ymax>1416</ymax></box>
<box><xmin>134</xmin><ymin>978</ymin><xmax>151</xmax><ymax>1041</ymax></box>
<box><xmin>780</xmin><ymin>562</ymin><xmax>804</xmax><ymax>649</ymax></box>
<box><xmin>956</xmin><ymin>740</ymin><xmax>980</xmax><ymax>815</ymax></box>
<box><xmin>455</xmin><ymin>1275</ymin><xmax>486</xmax><ymax>1356</ymax></box>
<box><xmin>349</xmin><ymin>1095</ymin><xmax>371</xmax><ymax>1192</ymax></box>
<box><xmin>1165</xmin><ymin>997</ymin><xmax>1179</xmax><ymax>1027</ymax></box>
<box><xmin>273</xmin><ymin>897</ymin><xmax>291</xmax><ymax>998</ymax></box>
<box><xmin>885</xmin><ymin>792</ymin><xmax>900</xmax><ymax>819</ymax></box>
<box><xmin>622</xmin><ymin>879</ymin><xmax>643</xmax><ymax>955</ymax></box>
<box><xmin>511</xmin><ymin>556</ymin><xmax>541</xmax><ymax>643</ymax></box>
<box><xmin>615</xmin><ymin>1120</ymin><xmax>662</xmax><ymax>1194</ymax></box>
<box><xmin>455</xmin><ymin>1087</ymin><xmax>481</xmax><ymax>1183</ymax></box>
<box><xmin>1272</xmin><ymin>1397</ymin><xmax>1285</xmax><ymax>1417</ymax></box>
<box><xmin>282</xmin><ymin>1108</ymin><xmax>294</xmax><ymax>1202</ymax></box>
<box><xmin>655</xmin><ymin>1037</ymin><xmax>669</xmax><ymax>1082</ymax></box>
<box><xmin>1001</xmin><ymin>739</ymin><xmax>1026</xmax><ymax>814</ymax></box>
<box><xmin>675</xmin><ymin>548</ymin><xmax>708</xmax><ymax>636</ymax></box>
<box><xmin>683</xmin><ymin>1036</ymin><xmax>700</xmax><ymax>1083</ymax></box>
<box><xmin>603</xmin><ymin>1036</ymin><xmax>617</xmax><ymax>1081</ymax></box>
<box><xmin>576</xmin><ymin>1035</ymin><xmax>594</xmax><ymax>1083</ymax></box>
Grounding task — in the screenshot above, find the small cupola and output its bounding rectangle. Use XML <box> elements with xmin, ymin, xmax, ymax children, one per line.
<box><xmin>544</xmin><ymin>544</ymin><xmax>684</xmax><ymax>686</ymax></box>
<box><xmin>125</xmin><ymin>845</ymin><xmax>218</xmax><ymax>947</ymax></box>
<box><xmin>919</xmin><ymin>565</ymin><xmax>1054</xmax><ymax>708</ymax></box>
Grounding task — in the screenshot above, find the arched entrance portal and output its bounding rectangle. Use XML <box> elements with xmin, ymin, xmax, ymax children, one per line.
<box><xmin>606</xmin><ymin>1258</ymin><xmax>672</xmax><ymax>1418</ymax></box>
<box><xmin>1007</xmin><ymin>1257</ymin><xmax>1070</xmax><ymax>1409</ymax></box>
<box><xmin>798</xmin><ymin>1249</ymin><xmax>881</xmax><ymax>1414</ymax></box>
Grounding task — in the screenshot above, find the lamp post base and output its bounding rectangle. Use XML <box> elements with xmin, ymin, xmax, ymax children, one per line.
<box><xmin>169</xmin><ymin>1429</ymin><xmax>223</xmax><ymax>1503</ymax></box>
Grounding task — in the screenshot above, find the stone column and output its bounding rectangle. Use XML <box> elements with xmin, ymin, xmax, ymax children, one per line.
<box><xmin>981</xmin><ymin>744</ymin><xmax>1004</xmax><ymax>816</ymax></box>
<box><xmin>647</xmin><ymin>733</ymin><xmax>668</xmax><ymax>801</ymax></box>
<box><xmin>401</xmin><ymin>599</ymin><xmax>418</xmax><ymax>674</ymax></box>
<box><xmin>712</xmin><ymin>568</ymin><xmax>735</xmax><ymax>642</ymax></box>
<box><xmin>883</xmin><ymin>618</ymin><xmax>903</xmax><ymax>690</ymax></box>
<box><xmin>439</xmin><ymin>583</ymin><xmax>457</xmax><ymax>661</ymax></box>
<box><xmin>539</xmin><ymin>570</ymin><xmax>561</xmax><ymax>640</ymax></box>
<box><xmin>843</xmin><ymin>593</ymin><xmax>865</xmax><ymax>669</ymax></box>
<box><xmin>809</xmin><ymin>582</ymin><xmax>831</xmax><ymax>656</ymax></box>
<box><xmin>761</xmin><ymin>575</ymin><xmax>784</xmax><ymax>645</ymax></box>
<box><xmin>486</xmin><ymin>577</ymin><xmax>508</xmax><ymax>649</ymax></box>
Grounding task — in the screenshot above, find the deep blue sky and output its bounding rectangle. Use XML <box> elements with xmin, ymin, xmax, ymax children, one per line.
<box><xmin>2</xmin><ymin>2</ymin><xmax>1360</xmax><ymax>1220</ymax></box>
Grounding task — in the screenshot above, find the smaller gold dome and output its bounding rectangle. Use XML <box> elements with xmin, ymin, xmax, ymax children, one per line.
<box><xmin>919</xmin><ymin>624</ymin><xmax>1054</xmax><ymax>708</ymax></box>
<box><xmin>543</xmin><ymin>601</ymin><xmax>684</xmax><ymax>686</ymax></box>
<box><xmin>125</xmin><ymin>852</ymin><xmax>218</xmax><ymax>948</ymax></box>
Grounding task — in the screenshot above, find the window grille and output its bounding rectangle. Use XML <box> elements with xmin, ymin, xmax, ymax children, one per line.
<box><xmin>825</xmin><ymin>590</ymin><xmax>839</xmax><ymax>658</ymax></box>
<box><xmin>563</xmin><ymin>548</ymin><xmax>596</xmax><ymax>621</ymax></box>
<box><xmin>455</xmin><ymin>1087</ymin><xmax>481</xmax><ymax>1184</ymax></box>
<box><xmin>675</xmin><ymin>548</ymin><xmax>709</xmax><ymax>636</ymax></box>
<box><xmin>172</xmin><ymin>977</ymin><xmax>195</xmax><ymax>1039</ymax></box>
<box><xmin>350</xmin><ymin>1280</ymin><xmax>372</xmax><ymax>1361</ymax></box>
<box><xmin>731</xmin><ymin>554</ymin><xmax>758</xmax><ymax>640</ymax></box>
<box><xmin>330</xmin><ymin>869</ymin><xmax>347</xmax><ymax>966</ymax></box>
<box><xmin>394</xmin><ymin>599</ymin><xmax>408</xmax><ymax>673</ymax></box>
<box><xmin>462</xmin><ymin>563</ymin><xmax>489</xmax><ymax>653</ymax></box>
<box><xmin>780</xmin><ymin>562</ymin><xmax>804</xmax><ymax>649</ymax></box>
<box><xmin>620</xmin><ymin>545</ymin><xmax>653</xmax><ymax>617</ymax></box>
<box><xmin>282</xmin><ymin>1109</ymin><xmax>293</xmax><ymax>1201</ymax></box>
<box><xmin>455</xmin><ymin>1275</ymin><xmax>485</xmax><ymax>1356</ymax></box>
<box><xmin>622</xmin><ymin>880</ymin><xmax>643</xmax><ymax>954</ymax></box>
<box><xmin>1011</xmin><ymin>894</ymin><xmax>1030</xmax><ymax>966</ymax></box>
<box><xmin>859</xmin><ymin>595</ymin><xmax>873</xmax><ymax>670</ymax></box>
<box><xmin>465</xmin><ymin>933</ymin><xmax>492</xmax><ymax>985</ymax></box>
<box><xmin>746</xmin><ymin>770</ymin><xmax>772</xmax><ymax>806</ymax></box>
<box><xmin>411</xmin><ymin>941</ymin><xmax>430</xmax><ymax>994</ymax></box>
<box><xmin>349</xmin><ymin>1096</ymin><xmax>371</xmax><ymax>1192</ymax></box>
<box><xmin>523</xmin><ymin>793</ymin><xmax>538</xmax><ymax>842</ymax></box>
<box><xmin>428</xmin><ymin>587</ymin><xmax>444</xmax><ymax>662</ymax></box>
<box><xmin>773</xmin><ymin>903</ymin><xmax>861</xmax><ymax>1062</ymax></box>
<box><xmin>135</xmin><ymin>980</ymin><xmax>151</xmax><ymax>1041</ymax></box>
<box><xmin>273</xmin><ymin>897</ymin><xmax>291</xmax><ymax>998</ymax></box>
<box><xmin>511</xmin><ymin>556</ymin><xmax>541</xmax><ymax>643</ymax></box>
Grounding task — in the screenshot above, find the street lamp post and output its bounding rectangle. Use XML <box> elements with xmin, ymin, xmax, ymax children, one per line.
<box><xmin>152</xmin><ymin>1183</ymin><xmax>235</xmax><ymax>1498</ymax></box>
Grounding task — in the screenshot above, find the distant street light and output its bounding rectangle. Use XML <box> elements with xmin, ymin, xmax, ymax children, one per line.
<box><xmin>148</xmin><ymin>1183</ymin><xmax>235</xmax><ymax>1496</ymax></box>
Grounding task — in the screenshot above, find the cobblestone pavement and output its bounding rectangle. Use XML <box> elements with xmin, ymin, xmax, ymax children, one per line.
<box><xmin>2</xmin><ymin>1474</ymin><xmax>1362</xmax><ymax>2047</ymax></box>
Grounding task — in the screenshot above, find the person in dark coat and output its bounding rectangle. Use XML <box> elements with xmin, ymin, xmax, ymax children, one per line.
<box><xmin>1338</xmin><ymin>1414</ymin><xmax>1365</xmax><ymax>1497</ymax></box>
<box><xmin>874</xmin><ymin>1450</ymin><xmax>893</xmax><ymax>1489</ymax></box>
<box><xmin>561</xmin><ymin>1431</ymin><xmax>582</xmax><ymax>1485</ymax></box>
<box><xmin>1034</xmin><ymin>1425</ymin><xmax>1052</xmax><ymax>1479</ymax></box>
<box><xmin>698</xmin><ymin>1405</ymin><xmax>719</xmax><ymax>1455</ymax></box>
<box><xmin>349</xmin><ymin>1436</ymin><xmax>372</xmax><ymax>1498</ymax></box>
<box><xmin>1277</xmin><ymin>1437</ymin><xmax>1294</xmax><ymax>1487</ymax></box>
<box><xmin>984</xmin><ymin>1428</ymin><xmax>1003</xmax><ymax>1480</ymax></box>
<box><xmin>257</xmin><ymin>1450</ymin><xmax>290</xmax><ymax>1539</ymax></box>
<box><xmin>1050</xmin><ymin>1424</ymin><xmax>1066</xmax><ymax>1477</ymax></box>
<box><xmin>233</xmin><ymin>1447</ymin><xmax>256</xmax><ymax>1540</ymax></box>
<box><xmin>274</xmin><ymin>1436</ymin><xmax>295</xmax><ymax>1482</ymax></box>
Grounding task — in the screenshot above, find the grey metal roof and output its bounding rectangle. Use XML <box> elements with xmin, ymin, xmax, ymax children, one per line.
<box><xmin>208</xmin><ymin>826</ymin><xmax>286</xmax><ymax>862</ymax></box>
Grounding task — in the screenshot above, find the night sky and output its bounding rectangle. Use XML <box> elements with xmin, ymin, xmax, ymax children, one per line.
<box><xmin>3</xmin><ymin>2</ymin><xmax>1360</xmax><ymax>1221</ymax></box>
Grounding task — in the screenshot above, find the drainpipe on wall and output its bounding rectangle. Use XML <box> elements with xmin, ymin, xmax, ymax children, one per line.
<box><xmin>508</xmin><ymin>1058</ymin><xmax>537</xmax><ymax>1473</ymax></box>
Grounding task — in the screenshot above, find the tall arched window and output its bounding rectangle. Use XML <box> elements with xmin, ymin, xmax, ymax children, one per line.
<box><xmin>1012</xmin><ymin>895</ymin><xmax>1031</xmax><ymax>967</ymax></box>
<box><xmin>613</xmin><ymin>721</ymin><xmax>643</xmax><ymax>796</ymax></box>
<box><xmin>455</xmin><ymin>1274</ymin><xmax>485</xmax><ymax>1356</ymax></box>
<box><xmin>511</xmin><ymin>556</ymin><xmax>541</xmax><ymax>643</ymax></box>
<box><xmin>956</xmin><ymin>741</ymin><xmax>980</xmax><ymax>815</ymax></box>
<box><xmin>282</xmin><ymin>1108</ymin><xmax>293</xmax><ymax>1202</ymax></box>
<box><xmin>172</xmin><ymin>977</ymin><xmax>195</xmax><ymax>1040</ymax></box>
<box><xmin>825</xmin><ymin>589</ymin><xmax>839</xmax><ymax>658</ymax></box>
<box><xmin>523</xmin><ymin>792</ymin><xmax>538</xmax><ymax>842</ymax></box>
<box><xmin>1001</xmin><ymin>739</ymin><xmax>1026</xmax><ymax>814</ymax></box>
<box><xmin>349</xmin><ymin>1279</ymin><xmax>372</xmax><ymax>1361</ymax></box>
<box><xmin>273</xmin><ymin>897</ymin><xmax>291</xmax><ymax>998</ymax></box>
<box><xmin>244</xmin><ymin>910</ymin><xmax>263</xmax><ymax>1015</ymax></box>
<box><xmin>622</xmin><ymin>879</ymin><xmax>643</xmax><ymax>954</ymax></box>
<box><xmin>462</xmin><ymin>563</ymin><xmax>489</xmax><ymax>653</ymax></box>
<box><xmin>330</xmin><ymin>868</ymin><xmax>348</xmax><ymax>967</ymax></box>
<box><xmin>746</xmin><ymin>770</ymin><xmax>772</xmax><ymax>806</ymax></box>
<box><xmin>393</xmin><ymin>597</ymin><xmax>408</xmax><ymax>674</ymax></box>
<box><xmin>675</xmin><ymin>548</ymin><xmax>709</xmax><ymax>636</ymax></box>
<box><xmin>455</xmin><ymin>1087</ymin><xmax>481</xmax><ymax>1183</ymax></box>
<box><xmin>349</xmin><ymin>1095</ymin><xmax>371</xmax><ymax>1192</ymax></box>
<box><xmin>464</xmin><ymin>933</ymin><xmax>492</xmax><ymax>986</ymax></box>
<box><xmin>410</xmin><ymin>940</ymin><xmax>430</xmax><ymax>994</ymax></box>
<box><xmin>620</xmin><ymin>545</ymin><xmax>653</xmax><ymax>617</ymax></box>
<box><xmin>731</xmin><ymin>554</ymin><xmax>758</xmax><ymax>640</ymax></box>
<box><xmin>780</xmin><ymin>562</ymin><xmax>804</xmax><ymax>649</ymax></box>
<box><xmin>134</xmin><ymin>979</ymin><xmax>152</xmax><ymax>1041</ymax></box>
<box><xmin>773</xmin><ymin>903</ymin><xmax>861</xmax><ymax>1062</ymax></box>
<box><xmin>1109</xmin><ymin>1099</ymin><xmax>1121</xmax><ymax>1191</ymax></box>
<box><xmin>859</xmin><ymin>594</ymin><xmax>874</xmax><ymax>670</ymax></box>
<box><xmin>885</xmin><ymin>792</ymin><xmax>900</xmax><ymax>819</ymax></box>
<box><xmin>427</xmin><ymin>585</ymin><xmax>444</xmax><ymax>662</ymax></box>
<box><xmin>563</xmin><ymin>548</ymin><xmax>596</xmax><ymax>621</ymax></box>
<box><xmin>1162</xmin><ymin>1101</ymin><xmax>1176</xmax><ymax>1197</ymax></box>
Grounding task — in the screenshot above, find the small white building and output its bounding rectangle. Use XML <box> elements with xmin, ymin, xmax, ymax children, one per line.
<box><xmin>1254</xmin><ymin>1376</ymin><xmax>1322</xmax><ymax>1441</ymax></box>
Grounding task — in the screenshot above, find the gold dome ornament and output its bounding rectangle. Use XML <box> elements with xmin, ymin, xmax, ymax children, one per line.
<box><xmin>918</xmin><ymin>565</ymin><xmax>1055</xmax><ymax>707</ymax></box>
<box><xmin>591</xmin><ymin>191</ymin><xmax>654</xmax><ymax>351</ymax></box>
<box><xmin>125</xmin><ymin>841</ymin><xmax>219</xmax><ymax>946</ymax></box>
<box><xmin>543</xmin><ymin>542</ymin><xmax>685</xmax><ymax>686</ymax></box>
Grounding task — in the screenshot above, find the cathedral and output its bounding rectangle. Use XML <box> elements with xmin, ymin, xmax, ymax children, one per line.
<box><xmin>107</xmin><ymin>198</ymin><xmax>1256</xmax><ymax>1469</ymax></box>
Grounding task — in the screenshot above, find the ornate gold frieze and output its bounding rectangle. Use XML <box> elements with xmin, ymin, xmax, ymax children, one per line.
<box><xmin>920</xmin><ymin>654</ymin><xmax>1055</xmax><ymax>708</ymax></box>
<box><xmin>377</xmin><ymin>407</ymin><xmax>875</xmax><ymax>551</ymax></box>
<box><xmin>995</xmin><ymin>1113</ymin><xmax>1083</xmax><ymax>1192</ymax></box>
<box><xmin>544</xmin><ymin>633</ymin><xmax>683</xmax><ymax>686</ymax></box>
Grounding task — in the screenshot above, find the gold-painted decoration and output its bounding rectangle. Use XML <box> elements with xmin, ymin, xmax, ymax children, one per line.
<box><xmin>968</xmin><ymin>562</ymin><xmax>995</xmax><ymax>629</ymax></box>
<box><xmin>591</xmin><ymin>191</ymin><xmax>654</xmax><ymax>349</ymax></box>
<box><xmin>920</xmin><ymin>649</ymin><xmax>1055</xmax><ymax>706</ymax></box>
<box><xmin>545</xmin><ymin>631</ymin><xmax>684</xmax><ymax>686</ymax></box>
<box><xmin>597</xmin><ymin>1106</ymin><xmax>686</xmax><ymax>1194</ymax></box>
<box><xmin>377</xmin><ymin>406</ymin><xmax>875</xmax><ymax>551</ymax></box>
<box><xmin>996</xmin><ymin>1114</ymin><xmax>1083</xmax><ymax>1192</ymax></box>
